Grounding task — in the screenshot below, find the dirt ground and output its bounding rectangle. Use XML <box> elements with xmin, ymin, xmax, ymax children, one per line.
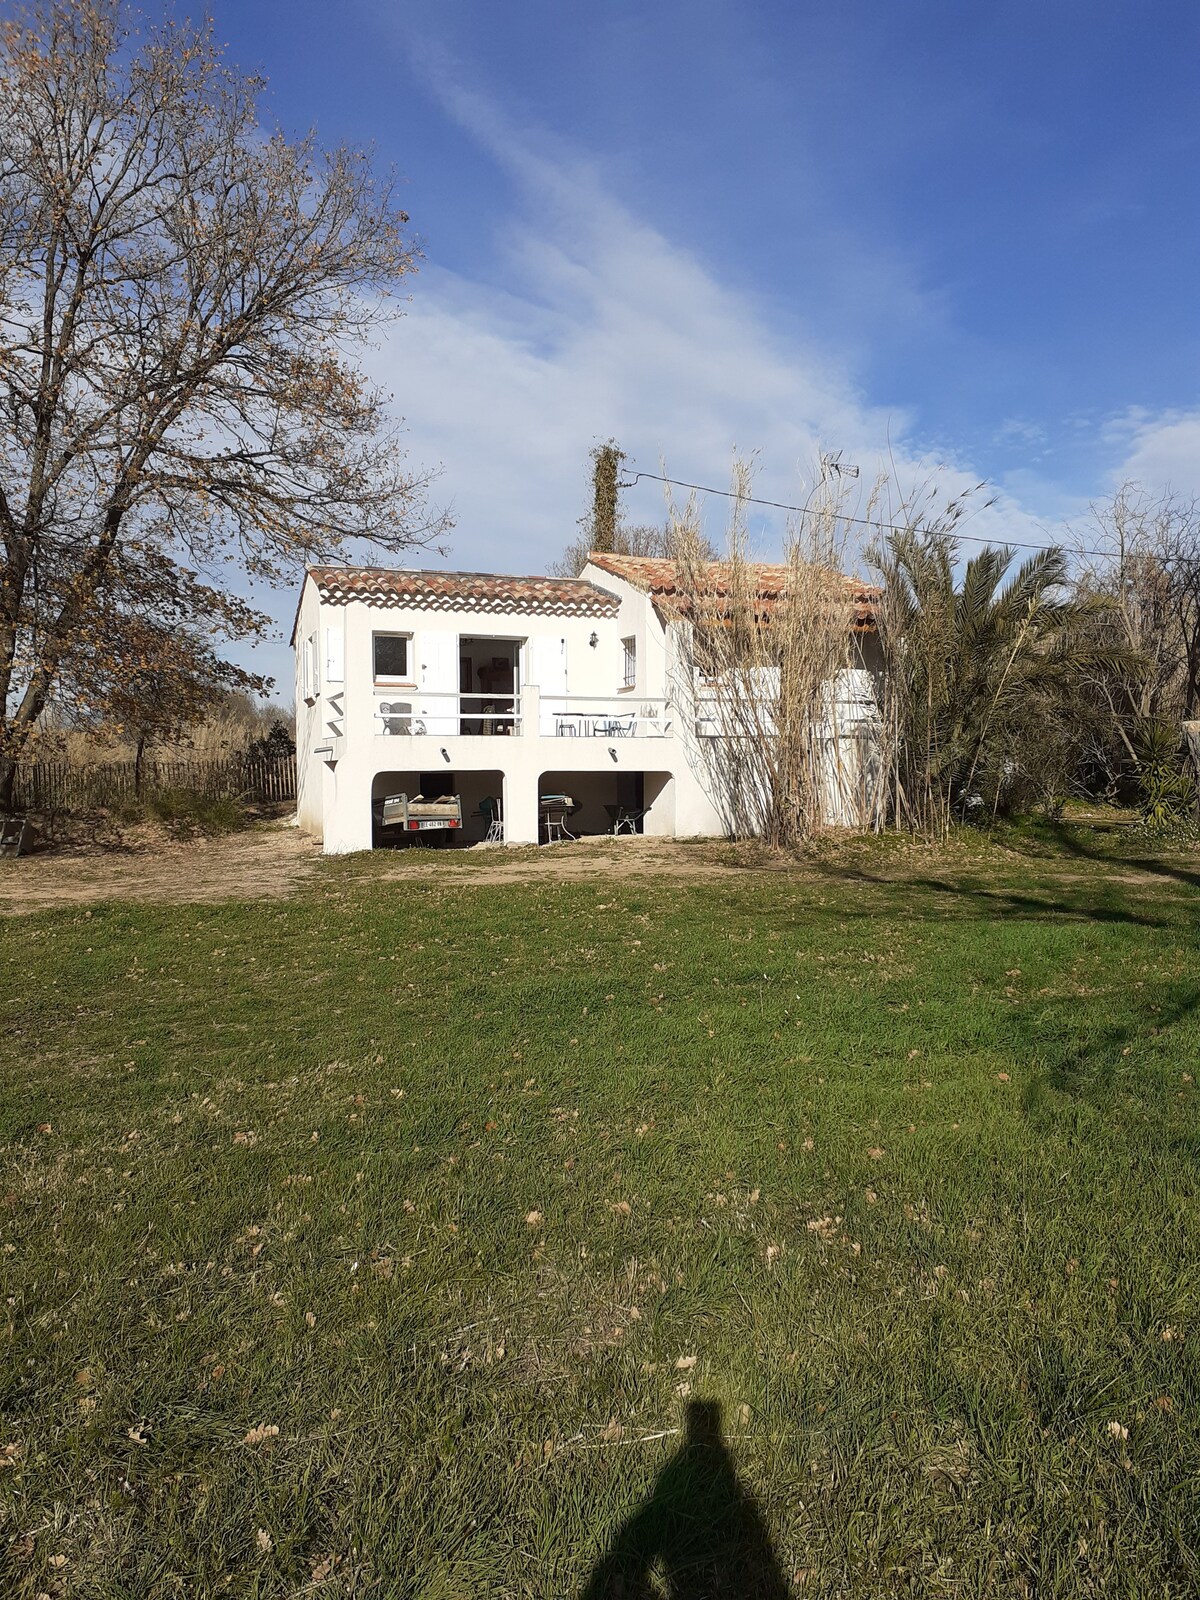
<box><xmin>1</xmin><ymin>815</ymin><xmax>1190</xmax><ymax>915</ymax></box>
<box><xmin>0</xmin><ymin>822</ymin><xmax>320</xmax><ymax>913</ymax></box>
<box><xmin>0</xmin><ymin>819</ymin><xmax>782</xmax><ymax>913</ymax></box>
<box><xmin>364</xmin><ymin>834</ymin><xmax>749</xmax><ymax>886</ymax></box>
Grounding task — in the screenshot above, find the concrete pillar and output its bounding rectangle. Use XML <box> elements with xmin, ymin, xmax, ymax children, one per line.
<box><xmin>520</xmin><ymin>682</ymin><xmax>540</xmax><ymax>738</ymax></box>
<box><xmin>503</xmin><ymin>765</ymin><xmax>540</xmax><ymax>846</ymax></box>
<box><xmin>501</xmin><ymin>682</ymin><xmax>540</xmax><ymax>845</ymax></box>
<box><xmin>324</xmin><ymin>781</ymin><xmax>373</xmax><ymax>853</ymax></box>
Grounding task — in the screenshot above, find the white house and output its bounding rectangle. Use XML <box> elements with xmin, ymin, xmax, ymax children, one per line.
<box><xmin>291</xmin><ymin>553</ymin><xmax>879</xmax><ymax>853</ymax></box>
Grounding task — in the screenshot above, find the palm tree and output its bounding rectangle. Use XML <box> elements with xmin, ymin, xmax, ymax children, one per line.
<box><xmin>870</xmin><ymin>531</ymin><xmax>1120</xmax><ymax>833</ymax></box>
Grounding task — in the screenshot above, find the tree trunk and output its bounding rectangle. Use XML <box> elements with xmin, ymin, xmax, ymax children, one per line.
<box><xmin>0</xmin><ymin>753</ymin><xmax>16</xmax><ymax>815</ymax></box>
<box><xmin>1184</xmin><ymin>722</ymin><xmax>1200</xmax><ymax>785</ymax></box>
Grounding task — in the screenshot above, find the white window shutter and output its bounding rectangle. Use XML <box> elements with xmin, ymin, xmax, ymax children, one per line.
<box><xmin>419</xmin><ymin>633</ymin><xmax>458</xmax><ymax>734</ymax></box>
<box><xmin>325</xmin><ymin>623</ymin><xmax>344</xmax><ymax>683</ymax></box>
<box><xmin>528</xmin><ymin>635</ymin><xmax>567</xmax><ymax>734</ymax></box>
<box><xmin>302</xmin><ymin>636</ymin><xmax>319</xmax><ymax>703</ymax></box>
<box><xmin>528</xmin><ymin>635</ymin><xmax>567</xmax><ymax>696</ymax></box>
<box><xmin>419</xmin><ymin>632</ymin><xmax>458</xmax><ymax>692</ymax></box>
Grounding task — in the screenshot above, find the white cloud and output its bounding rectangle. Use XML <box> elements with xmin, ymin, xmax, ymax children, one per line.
<box><xmin>1104</xmin><ymin>408</ymin><xmax>1200</xmax><ymax>500</ymax></box>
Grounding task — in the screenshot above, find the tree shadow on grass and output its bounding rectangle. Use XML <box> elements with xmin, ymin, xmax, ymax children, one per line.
<box><xmin>1008</xmin><ymin>977</ymin><xmax>1200</xmax><ymax>1124</ymax></box>
<box><xmin>581</xmin><ymin>1401</ymin><xmax>789</xmax><ymax>1600</ymax></box>
<box><xmin>1044</xmin><ymin>818</ymin><xmax>1200</xmax><ymax>893</ymax></box>
<box><xmin>799</xmin><ymin>817</ymin><xmax>1200</xmax><ymax>927</ymax></box>
<box><xmin>806</xmin><ymin>859</ymin><xmax>1173</xmax><ymax>931</ymax></box>
<box><xmin>801</xmin><ymin>846</ymin><xmax>1200</xmax><ymax>1120</ymax></box>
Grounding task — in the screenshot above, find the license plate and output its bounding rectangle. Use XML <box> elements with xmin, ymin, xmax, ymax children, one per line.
<box><xmin>416</xmin><ymin>819</ymin><xmax>446</xmax><ymax>830</ymax></box>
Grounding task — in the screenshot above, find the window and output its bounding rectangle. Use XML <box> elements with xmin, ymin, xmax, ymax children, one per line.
<box><xmin>621</xmin><ymin>635</ymin><xmax>637</xmax><ymax>689</ymax></box>
<box><xmin>373</xmin><ymin>632</ymin><xmax>411</xmax><ymax>682</ymax></box>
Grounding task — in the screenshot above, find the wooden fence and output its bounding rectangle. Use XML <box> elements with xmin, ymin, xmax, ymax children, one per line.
<box><xmin>12</xmin><ymin>753</ymin><xmax>296</xmax><ymax>812</ymax></box>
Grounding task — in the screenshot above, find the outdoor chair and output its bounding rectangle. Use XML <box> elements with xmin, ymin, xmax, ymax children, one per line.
<box><xmin>378</xmin><ymin>701</ymin><xmax>412</xmax><ymax>736</ymax></box>
<box><xmin>475</xmin><ymin>794</ymin><xmax>504</xmax><ymax>844</ymax></box>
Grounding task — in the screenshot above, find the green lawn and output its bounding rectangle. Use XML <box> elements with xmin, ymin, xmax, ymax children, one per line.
<box><xmin>1</xmin><ymin>825</ymin><xmax>1199</xmax><ymax>1597</ymax></box>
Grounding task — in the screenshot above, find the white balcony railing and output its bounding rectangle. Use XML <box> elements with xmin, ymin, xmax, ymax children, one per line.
<box><xmin>372</xmin><ymin>690</ymin><xmax>673</xmax><ymax>739</ymax></box>
<box><xmin>538</xmin><ymin>695</ymin><xmax>672</xmax><ymax>738</ymax></box>
<box><xmin>375</xmin><ymin>690</ymin><xmax>521</xmax><ymax>738</ymax></box>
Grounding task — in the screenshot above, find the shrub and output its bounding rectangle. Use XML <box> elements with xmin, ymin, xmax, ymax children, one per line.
<box><xmin>143</xmin><ymin>788</ymin><xmax>245</xmax><ymax>837</ymax></box>
<box><xmin>1132</xmin><ymin>718</ymin><xmax>1198</xmax><ymax>828</ymax></box>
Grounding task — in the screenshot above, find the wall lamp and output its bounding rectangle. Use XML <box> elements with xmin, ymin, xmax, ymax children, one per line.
<box><xmin>441</xmin><ymin>748</ymin><xmax>450</xmax><ymax>762</ymax></box>
<box><xmin>589</xmin><ymin>631</ymin><xmax>599</xmax><ymax>648</ymax></box>
<box><xmin>608</xmin><ymin>746</ymin><xmax>618</xmax><ymax>762</ymax></box>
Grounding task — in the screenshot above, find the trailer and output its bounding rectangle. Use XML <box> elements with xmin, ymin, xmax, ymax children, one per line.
<box><xmin>379</xmin><ymin>792</ymin><xmax>462</xmax><ymax>834</ymax></box>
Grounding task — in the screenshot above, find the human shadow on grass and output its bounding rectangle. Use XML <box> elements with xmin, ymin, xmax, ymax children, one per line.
<box><xmin>581</xmin><ymin>1401</ymin><xmax>789</xmax><ymax>1600</ymax></box>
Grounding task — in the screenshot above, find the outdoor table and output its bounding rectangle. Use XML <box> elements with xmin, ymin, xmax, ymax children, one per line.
<box><xmin>539</xmin><ymin>795</ymin><xmax>578</xmax><ymax>843</ymax></box>
<box><xmin>554</xmin><ymin>712</ymin><xmax>637</xmax><ymax>737</ymax></box>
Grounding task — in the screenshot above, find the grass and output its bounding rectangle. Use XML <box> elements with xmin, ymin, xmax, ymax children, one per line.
<box><xmin>123</xmin><ymin>788</ymin><xmax>247</xmax><ymax>837</ymax></box>
<box><xmin>1</xmin><ymin>826</ymin><xmax>1198</xmax><ymax>1597</ymax></box>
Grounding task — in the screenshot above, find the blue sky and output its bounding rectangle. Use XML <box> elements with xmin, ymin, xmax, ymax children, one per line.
<box><xmin>210</xmin><ymin>0</ymin><xmax>1200</xmax><ymax>689</ymax></box>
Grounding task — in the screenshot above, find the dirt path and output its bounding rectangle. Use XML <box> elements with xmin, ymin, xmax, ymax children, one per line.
<box><xmin>0</xmin><ymin>826</ymin><xmax>779</xmax><ymax>913</ymax></box>
<box><xmin>362</xmin><ymin>836</ymin><xmax>746</xmax><ymax>886</ymax></box>
<box><xmin>0</xmin><ymin>823</ymin><xmax>320</xmax><ymax>914</ymax></box>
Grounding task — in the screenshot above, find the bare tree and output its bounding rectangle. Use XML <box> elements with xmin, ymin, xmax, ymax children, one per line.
<box><xmin>551</xmin><ymin>519</ymin><xmax>700</xmax><ymax>578</ymax></box>
<box><xmin>664</xmin><ymin>459</ymin><xmax>874</xmax><ymax>847</ymax></box>
<box><xmin>1063</xmin><ymin>485</ymin><xmax>1200</xmax><ymax>817</ymax></box>
<box><xmin>0</xmin><ymin>1</ymin><xmax>446</xmax><ymax>807</ymax></box>
<box><xmin>1076</xmin><ymin>484</ymin><xmax>1200</xmax><ymax>728</ymax></box>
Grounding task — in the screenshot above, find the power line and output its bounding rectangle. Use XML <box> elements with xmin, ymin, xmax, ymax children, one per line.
<box><xmin>618</xmin><ymin>468</ymin><xmax>1126</xmax><ymax>561</ymax></box>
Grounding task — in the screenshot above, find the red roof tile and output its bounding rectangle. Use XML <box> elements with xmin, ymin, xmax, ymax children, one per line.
<box><xmin>305</xmin><ymin>566</ymin><xmax>621</xmax><ymax>619</ymax></box>
<box><xmin>585</xmin><ymin>552</ymin><xmax>879</xmax><ymax>630</ymax></box>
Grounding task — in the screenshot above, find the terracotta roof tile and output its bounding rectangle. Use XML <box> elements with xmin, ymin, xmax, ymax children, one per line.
<box><xmin>306</xmin><ymin>565</ymin><xmax>621</xmax><ymax>619</ymax></box>
<box><xmin>585</xmin><ymin>552</ymin><xmax>879</xmax><ymax>630</ymax></box>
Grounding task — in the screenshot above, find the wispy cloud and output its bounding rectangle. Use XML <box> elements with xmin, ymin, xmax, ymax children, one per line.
<box><xmin>366</xmin><ymin>53</ymin><xmax>1060</xmax><ymax>581</ymax></box>
<box><xmin>251</xmin><ymin>35</ymin><xmax>1139</xmax><ymax>686</ymax></box>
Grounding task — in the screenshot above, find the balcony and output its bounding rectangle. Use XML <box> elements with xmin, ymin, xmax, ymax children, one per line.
<box><xmin>373</xmin><ymin>690</ymin><xmax>672</xmax><ymax>739</ymax></box>
<box><xmin>538</xmin><ymin>695</ymin><xmax>671</xmax><ymax>739</ymax></box>
<box><xmin>374</xmin><ymin>691</ymin><xmax>521</xmax><ymax>738</ymax></box>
